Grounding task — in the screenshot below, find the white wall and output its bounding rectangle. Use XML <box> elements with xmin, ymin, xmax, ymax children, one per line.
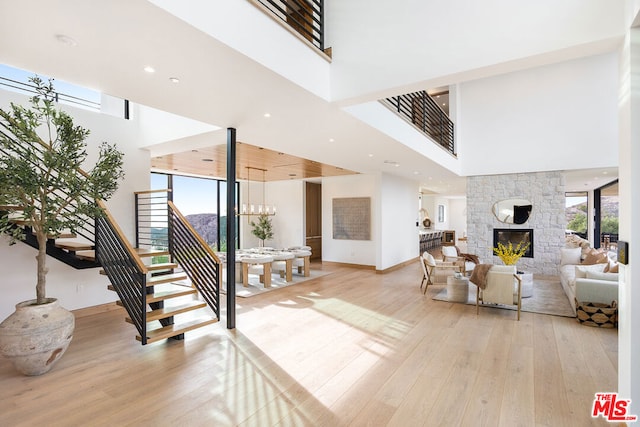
<box><xmin>239</xmin><ymin>180</ymin><xmax>304</xmax><ymax>249</ymax></box>
<box><xmin>458</xmin><ymin>52</ymin><xmax>619</xmax><ymax>176</ymax></box>
<box><xmin>379</xmin><ymin>173</ymin><xmax>420</xmax><ymax>270</ymax></box>
<box><xmin>322</xmin><ymin>174</ymin><xmax>377</xmax><ymax>267</ymax></box>
<box><xmin>326</xmin><ymin>1</ymin><xmax>624</xmax><ymax>102</ymax></box>
<box><xmin>134</xmin><ymin>103</ymin><xmax>219</xmax><ymax>148</ymax></box>
<box><xmin>447</xmin><ymin>198</ymin><xmax>468</xmax><ymax>243</ymax></box>
<box><xmin>0</xmin><ymin>89</ymin><xmax>150</xmax><ymax>320</ymax></box>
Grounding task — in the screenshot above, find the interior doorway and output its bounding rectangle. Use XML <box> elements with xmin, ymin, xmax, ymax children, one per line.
<box><xmin>305</xmin><ymin>181</ymin><xmax>322</xmax><ymax>260</ymax></box>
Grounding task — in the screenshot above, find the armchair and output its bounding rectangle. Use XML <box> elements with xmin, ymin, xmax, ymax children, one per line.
<box><xmin>475</xmin><ymin>265</ymin><xmax>523</xmax><ymax>320</ymax></box>
<box><xmin>420</xmin><ymin>252</ymin><xmax>463</xmax><ymax>294</ymax></box>
<box><xmin>441</xmin><ymin>245</ymin><xmax>479</xmax><ymax>275</ymax></box>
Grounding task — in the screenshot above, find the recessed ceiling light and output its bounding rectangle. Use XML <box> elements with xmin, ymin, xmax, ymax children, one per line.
<box><xmin>413</xmin><ymin>171</ymin><xmax>419</xmax><ymax>175</ymax></box>
<box><xmin>603</xmin><ymin>171</ymin><xmax>609</xmax><ymax>175</ymax></box>
<box><xmin>263</xmin><ymin>113</ymin><xmax>271</xmax><ymax>118</ymax></box>
<box><xmin>144</xmin><ymin>66</ymin><xmax>155</xmax><ymax>73</ymax></box>
<box><xmin>169</xmin><ymin>77</ymin><xmax>180</xmax><ymax>83</ymax></box>
<box><xmin>368</xmin><ymin>154</ymin><xmax>373</xmax><ymax>157</ymax></box>
<box><xmin>329</xmin><ymin>138</ymin><xmax>335</xmax><ymax>142</ymax></box>
<box><xmin>55</xmin><ymin>34</ymin><xmax>78</xmax><ymax>47</ymax></box>
<box><xmin>442</xmin><ymin>103</ymin><xmax>446</xmax><ymax>106</ymax></box>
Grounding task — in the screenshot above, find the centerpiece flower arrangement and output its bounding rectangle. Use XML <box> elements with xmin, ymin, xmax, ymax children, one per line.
<box><xmin>493</xmin><ymin>241</ymin><xmax>530</xmax><ymax>265</ymax></box>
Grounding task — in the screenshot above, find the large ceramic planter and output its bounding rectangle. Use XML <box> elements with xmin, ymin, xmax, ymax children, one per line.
<box><xmin>0</xmin><ymin>298</ymin><xmax>75</xmax><ymax>376</ymax></box>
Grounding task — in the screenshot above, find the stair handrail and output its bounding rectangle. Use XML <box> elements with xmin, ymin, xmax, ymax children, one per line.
<box><xmin>95</xmin><ymin>199</ymin><xmax>150</xmax><ymax>343</ymax></box>
<box><xmin>167</xmin><ymin>200</ymin><xmax>221</xmax><ymax>320</ymax></box>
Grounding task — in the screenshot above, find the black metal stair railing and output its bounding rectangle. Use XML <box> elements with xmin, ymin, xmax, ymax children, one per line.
<box><xmin>168</xmin><ymin>201</ymin><xmax>221</xmax><ymax>320</ymax></box>
<box><xmin>382</xmin><ymin>91</ymin><xmax>456</xmax><ymax>156</ymax></box>
<box><xmin>95</xmin><ymin>200</ymin><xmax>148</xmax><ymax>343</ymax></box>
<box><xmin>0</xmin><ymin>119</ymin><xmax>99</xmax><ymax>269</ymax></box>
<box><xmin>254</xmin><ymin>0</ymin><xmax>324</xmax><ymax>51</ymax></box>
<box><xmin>134</xmin><ymin>190</ymin><xmax>170</xmax><ymax>252</ymax></box>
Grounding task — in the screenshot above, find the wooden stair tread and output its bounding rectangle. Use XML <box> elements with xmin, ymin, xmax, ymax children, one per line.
<box><xmin>141</xmin><ymin>301</ymin><xmax>207</xmax><ymax>322</ymax></box>
<box><xmin>107</xmin><ymin>284</ymin><xmax>196</xmax><ymax>302</ymax></box>
<box><xmin>9</xmin><ymin>219</ymin><xmax>32</xmax><ymax>226</ymax></box>
<box><xmin>49</xmin><ymin>232</ymin><xmax>77</xmax><ymax>239</ymax></box>
<box><xmin>55</xmin><ymin>241</ymin><xmax>93</xmax><ymax>251</ymax></box>
<box><xmin>75</xmin><ymin>250</ymin><xmax>95</xmax><ymax>261</ymax></box>
<box><xmin>0</xmin><ymin>205</ymin><xmax>24</xmax><ymax>210</ymax></box>
<box><xmin>100</xmin><ymin>262</ymin><xmax>179</xmax><ymax>276</ymax></box>
<box><xmin>146</xmin><ymin>287</ymin><xmax>197</xmax><ymax>303</ymax></box>
<box><xmin>136</xmin><ymin>317</ymin><xmax>218</xmax><ymax>343</ymax></box>
<box><xmin>147</xmin><ymin>262</ymin><xmax>179</xmax><ymax>271</ymax></box>
<box><xmin>135</xmin><ymin>247</ymin><xmax>170</xmax><ymax>258</ymax></box>
<box><xmin>147</xmin><ymin>272</ymin><xmax>188</xmax><ymax>286</ymax></box>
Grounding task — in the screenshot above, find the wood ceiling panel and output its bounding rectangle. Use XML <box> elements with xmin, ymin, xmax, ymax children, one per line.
<box><xmin>151</xmin><ymin>142</ymin><xmax>356</xmax><ymax>181</ymax></box>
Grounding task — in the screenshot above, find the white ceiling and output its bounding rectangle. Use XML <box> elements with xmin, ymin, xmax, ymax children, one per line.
<box><xmin>0</xmin><ymin>0</ymin><xmax>624</xmax><ymax>195</ymax></box>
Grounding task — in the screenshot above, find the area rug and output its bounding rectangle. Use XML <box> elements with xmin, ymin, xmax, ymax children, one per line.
<box><xmin>432</xmin><ymin>276</ymin><xmax>575</xmax><ymax>318</ymax></box>
<box><xmin>220</xmin><ymin>269</ymin><xmax>332</xmax><ymax>298</ymax></box>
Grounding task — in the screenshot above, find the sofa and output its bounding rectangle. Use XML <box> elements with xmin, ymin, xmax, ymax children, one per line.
<box><xmin>559</xmin><ymin>235</ymin><xmax>619</xmax><ymax>314</ymax></box>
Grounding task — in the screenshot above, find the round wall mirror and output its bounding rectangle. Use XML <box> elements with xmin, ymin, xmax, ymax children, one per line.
<box><xmin>492</xmin><ymin>199</ymin><xmax>533</xmax><ymax>224</ymax></box>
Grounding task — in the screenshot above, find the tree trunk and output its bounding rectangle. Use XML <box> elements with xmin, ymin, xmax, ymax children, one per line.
<box><xmin>35</xmin><ymin>231</ymin><xmax>48</xmax><ymax>304</ymax></box>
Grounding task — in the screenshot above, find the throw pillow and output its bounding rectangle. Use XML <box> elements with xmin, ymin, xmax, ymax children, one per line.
<box><xmin>560</xmin><ymin>247</ymin><xmax>582</xmax><ymax>266</ymax></box>
<box><xmin>585</xmin><ymin>271</ymin><xmax>619</xmax><ymax>282</ymax></box>
<box><xmin>582</xmin><ymin>249</ymin><xmax>608</xmax><ymax>265</ymax></box>
<box><xmin>575</xmin><ymin>263</ymin><xmax>607</xmax><ymax>279</ymax></box>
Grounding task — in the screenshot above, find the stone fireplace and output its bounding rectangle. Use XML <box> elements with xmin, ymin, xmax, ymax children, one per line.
<box><xmin>466</xmin><ymin>171</ymin><xmax>566</xmax><ymax>275</ymax></box>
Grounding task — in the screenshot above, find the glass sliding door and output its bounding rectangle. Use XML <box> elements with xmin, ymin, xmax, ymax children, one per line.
<box><xmin>596</xmin><ymin>181</ymin><xmax>618</xmax><ymax>251</ymax></box>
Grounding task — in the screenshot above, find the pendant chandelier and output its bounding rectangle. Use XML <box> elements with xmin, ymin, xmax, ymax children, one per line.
<box><xmin>239</xmin><ymin>166</ymin><xmax>276</xmax><ymax>216</ymax></box>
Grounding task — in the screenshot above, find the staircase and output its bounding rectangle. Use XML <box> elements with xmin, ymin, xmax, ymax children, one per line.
<box><xmin>1</xmin><ymin>83</ymin><xmax>220</xmax><ymax>343</ymax></box>
<box><xmin>96</xmin><ymin>195</ymin><xmax>221</xmax><ymax>344</ymax></box>
<box><xmin>4</xmin><ymin>193</ymin><xmax>221</xmax><ymax>344</ymax></box>
<box><xmin>1</xmin><ymin>205</ymin><xmax>100</xmax><ymax>269</ymax></box>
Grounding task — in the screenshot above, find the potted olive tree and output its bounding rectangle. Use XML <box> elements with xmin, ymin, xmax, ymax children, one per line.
<box><xmin>250</xmin><ymin>214</ymin><xmax>274</xmax><ymax>247</ymax></box>
<box><xmin>0</xmin><ymin>76</ymin><xmax>124</xmax><ymax>375</ymax></box>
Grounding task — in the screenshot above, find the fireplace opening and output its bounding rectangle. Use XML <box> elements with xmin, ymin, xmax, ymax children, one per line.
<box><xmin>493</xmin><ymin>228</ymin><xmax>534</xmax><ymax>258</ymax></box>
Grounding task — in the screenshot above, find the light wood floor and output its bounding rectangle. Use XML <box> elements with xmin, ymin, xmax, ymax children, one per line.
<box><xmin>0</xmin><ymin>262</ymin><xmax>618</xmax><ymax>426</ymax></box>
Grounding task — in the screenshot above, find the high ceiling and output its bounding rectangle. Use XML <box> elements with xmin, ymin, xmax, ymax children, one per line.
<box><xmin>0</xmin><ymin>0</ymin><xmax>625</xmax><ymax>194</ymax></box>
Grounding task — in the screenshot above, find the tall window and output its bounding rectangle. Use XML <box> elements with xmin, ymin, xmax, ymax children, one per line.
<box><xmin>150</xmin><ymin>172</ymin><xmax>239</xmax><ymax>251</ymax></box>
<box><xmin>566</xmin><ymin>192</ymin><xmax>588</xmax><ymax>238</ymax></box>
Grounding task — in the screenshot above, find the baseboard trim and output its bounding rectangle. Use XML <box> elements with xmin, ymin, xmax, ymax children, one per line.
<box><xmin>72</xmin><ymin>301</ymin><xmax>122</xmax><ymax>318</ymax></box>
<box><xmin>322</xmin><ymin>258</ymin><xmax>419</xmax><ymax>274</ymax></box>
<box><xmin>376</xmin><ymin>257</ymin><xmax>419</xmax><ymax>274</ymax></box>
<box><xmin>321</xmin><ymin>261</ymin><xmax>376</xmax><ymax>270</ymax></box>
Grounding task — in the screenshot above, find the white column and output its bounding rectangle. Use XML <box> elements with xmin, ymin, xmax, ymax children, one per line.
<box><xmin>617</xmin><ymin>24</ymin><xmax>640</xmax><ymax>414</ymax></box>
